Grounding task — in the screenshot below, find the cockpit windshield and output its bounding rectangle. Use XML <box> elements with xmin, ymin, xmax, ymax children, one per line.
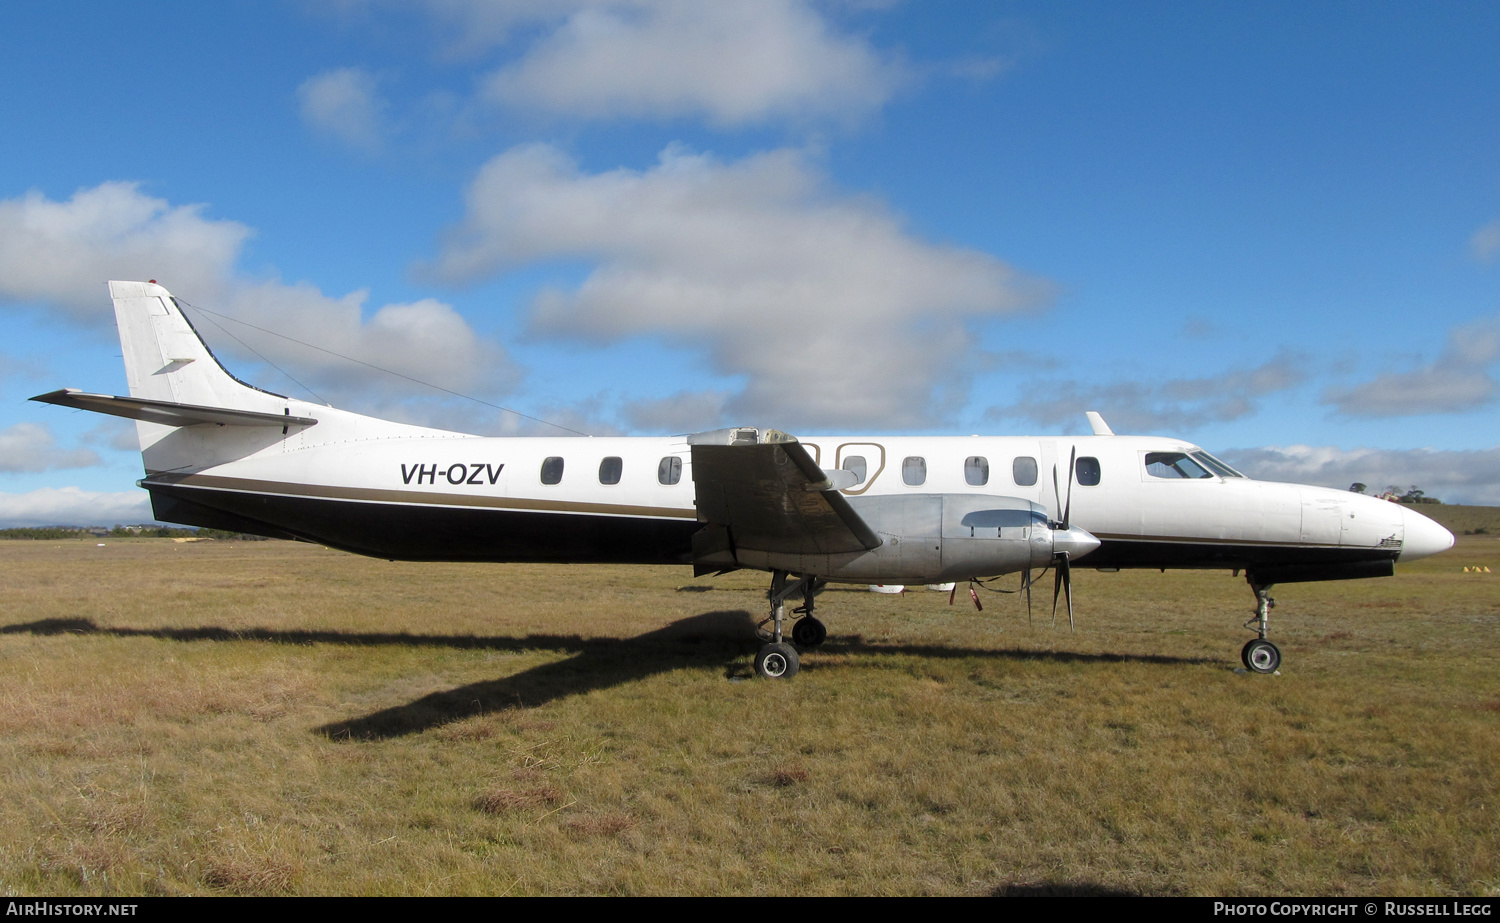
<box><xmin>1191</xmin><ymin>451</ymin><xmax>1244</xmax><ymax>478</ymax></box>
<box><xmin>1145</xmin><ymin>452</ymin><xmax>1214</xmax><ymax>479</ymax></box>
<box><xmin>1144</xmin><ymin>450</ymin><xmax>1246</xmax><ymax>479</ymax></box>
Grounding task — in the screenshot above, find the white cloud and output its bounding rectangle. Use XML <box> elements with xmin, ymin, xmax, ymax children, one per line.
<box><xmin>622</xmin><ymin>389</ymin><xmax>731</xmax><ymax>434</ymax></box>
<box><xmin>0</xmin><ymin>183</ymin><xmax>517</xmax><ymax>419</ymax></box>
<box><xmin>0</xmin><ymin>486</ymin><xmax>154</xmax><ymax>528</ymax></box>
<box><xmin>401</xmin><ymin>0</ymin><xmax>569</xmax><ymax>55</ymax></box>
<box><xmin>83</xmin><ymin>419</ymin><xmax>140</xmax><ymax>453</ymax></box>
<box><xmin>477</xmin><ymin>1</ymin><xmax>902</xmax><ymax>126</ymax></box>
<box><xmin>0</xmin><ymin>182</ymin><xmax>249</xmax><ymax>316</ymax></box>
<box><xmin>987</xmin><ymin>354</ymin><xmax>1308</xmax><ymax>433</ymax></box>
<box><xmin>428</xmin><ymin>143</ymin><xmax>1045</xmax><ymax>429</ymax></box>
<box><xmin>297</xmin><ymin>67</ymin><xmax>387</xmax><ymax>152</ymax></box>
<box><xmin>207</xmin><ymin>282</ymin><xmax>517</xmax><ymax>405</ymax></box>
<box><xmin>0</xmin><ymin>423</ymin><xmax>102</xmax><ymax>473</ymax></box>
<box><xmin>1324</xmin><ymin>312</ymin><xmax>1500</xmax><ymax>417</ymax></box>
<box><xmin>1222</xmin><ymin>444</ymin><xmax>1500</xmax><ymax>507</ymax></box>
<box><xmin>1471</xmin><ymin>219</ymin><xmax>1500</xmax><ymax>264</ymax></box>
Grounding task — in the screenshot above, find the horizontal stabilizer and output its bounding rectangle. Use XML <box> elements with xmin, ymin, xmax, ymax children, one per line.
<box><xmin>30</xmin><ymin>389</ymin><xmax>318</xmax><ymax>429</ymax></box>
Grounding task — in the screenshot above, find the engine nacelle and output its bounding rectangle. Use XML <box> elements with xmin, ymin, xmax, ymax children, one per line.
<box><xmin>730</xmin><ymin>493</ymin><xmax>1099</xmax><ymax>583</ymax></box>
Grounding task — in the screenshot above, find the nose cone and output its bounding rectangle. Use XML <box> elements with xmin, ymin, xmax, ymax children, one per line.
<box><xmin>1399</xmin><ymin>506</ymin><xmax>1455</xmax><ymax>561</ymax></box>
<box><xmin>1053</xmin><ymin>524</ymin><xmax>1101</xmax><ymax>562</ymax></box>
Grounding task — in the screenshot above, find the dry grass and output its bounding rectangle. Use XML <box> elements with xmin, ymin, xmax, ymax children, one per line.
<box><xmin>1419</xmin><ymin>504</ymin><xmax>1500</xmax><ymax>536</ymax></box>
<box><xmin>0</xmin><ymin>530</ymin><xmax>1495</xmax><ymax>896</ymax></box>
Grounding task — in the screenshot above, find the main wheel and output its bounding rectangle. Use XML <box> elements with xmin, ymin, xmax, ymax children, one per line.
<box><xmin>1241</xmin><ymin>639</ymin><xmax>1281</xmax><ymax>674</ymax></box>
<box><xmin>755</xmin><ymin>641</ymin><xmax>800</xmax><ymax>679</ymax></box>
<box><xmin>791</xmin><ymin>616</ymin><xmax>827</xmax><ymax>648</ymax></box>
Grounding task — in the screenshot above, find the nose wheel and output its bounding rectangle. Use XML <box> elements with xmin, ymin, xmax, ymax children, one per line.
<box><xmin>1241</xmin><ymin>638</ymin><xmax>1281</xmax><ymax>674</ymax></box>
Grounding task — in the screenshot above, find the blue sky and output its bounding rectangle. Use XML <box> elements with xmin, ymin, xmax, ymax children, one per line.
<box><xmin>2</xmin><ymin>0</ymin><xmax>1498</xmax><ymax>525</ymax></box>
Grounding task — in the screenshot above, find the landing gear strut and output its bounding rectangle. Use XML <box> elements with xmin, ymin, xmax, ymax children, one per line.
<box><xmin>1241</xmin><ymin>578</ymin><xmax>1282</xmax><ymax>674</ymax></box>
<box><xmin>755</xmin><ymin>570</ymin><xmax>826</xmax><ymax>679</ymax></box>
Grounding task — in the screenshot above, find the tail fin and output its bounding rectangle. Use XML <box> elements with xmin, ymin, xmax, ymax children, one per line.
<box><xmin>110</xmin><ymin>280</ymin><xmax>284</xmax><ymax>412</ymax></box>
<box><xmin>29</xmin><ymin>282</ymin><xmax>316</xmax><ymax>460</ymax></box>
<box><xmin>35</xmin><ymin>281</ymin><xmax>452</xmax><ymax>465</ymax></box>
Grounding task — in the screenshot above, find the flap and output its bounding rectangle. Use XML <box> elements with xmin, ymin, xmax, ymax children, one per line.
<box><xmin>690</xmin><ymin>427</ymin><xmax>881</xmax><ymax>557</ymax></box>
<box><xmin>30</xmin><ymin>389</ymin><xmax>318</xmax><ymax>428</ymax></box>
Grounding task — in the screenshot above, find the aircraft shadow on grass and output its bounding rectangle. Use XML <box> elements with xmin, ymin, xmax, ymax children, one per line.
<box><xmin>990</xmin><ymin>881</ymin><xmax>1141</xmax><ymax>897</ymax></box>
<box><xmin>2</xmin><ymin>612</ymin><xmax>1215</xmax><ymax>740</ymax></box>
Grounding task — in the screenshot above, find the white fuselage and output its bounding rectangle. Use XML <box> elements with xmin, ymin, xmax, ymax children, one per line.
<box><xmin>138</xmin><ymin>399</ymin><xmax>1454</xmax><ymax>579</ymax></box>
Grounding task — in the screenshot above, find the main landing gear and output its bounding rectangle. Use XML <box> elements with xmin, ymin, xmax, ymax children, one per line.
<box><xmin>755</xmin><ymin>570</ymin><xmax>827</xmax><ymax>679</ymax></box>
<box><xmin>1241</xmin><ymin>579</ymin><xmax>1282</xmax><ymax>674</ymax></box>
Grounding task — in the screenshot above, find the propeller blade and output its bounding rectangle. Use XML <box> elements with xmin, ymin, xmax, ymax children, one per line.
<box><xmin>1052</xmin><ymin>462</ymin><xmax>1062</xmax><ymax>524</ymax></box>
<box><xmin>1051</xmin><ymin>560</ymin><xmax>1064</xmax><ymax>627</ymax></box>
<box><xmin>1062</xmin><ymin>555</ymin><xmax>1075</xmax><ymax>631</ymax></box>
<box><xmin>1023</xmin><ymin>567</ymin><xmax>1032</xmax><ymax>628</ymax></box>
<box><xmin>1062</xmin><ymin>446</ymin><xmax>1077</xmax><ymax>530</ymax></box>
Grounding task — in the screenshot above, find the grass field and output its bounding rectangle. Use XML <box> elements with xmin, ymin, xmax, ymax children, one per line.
<box><xmin>1408</xmin><ymin>504</ymin><xmax>1500</xmax><ymax>536</ymax></box>
<box><xmin>0</xmin><ymin>524</ymin><xmax>1496</xmax><ymax>896</ymax></box>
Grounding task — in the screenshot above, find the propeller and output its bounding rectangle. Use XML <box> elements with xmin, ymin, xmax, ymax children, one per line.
<box><xmin>1051</xmin><ymin>446</ymin><xmax>1078</xmax><ymax>630</ymax></box>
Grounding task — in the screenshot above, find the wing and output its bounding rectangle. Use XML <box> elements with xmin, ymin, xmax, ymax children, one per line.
<box><xmin>688</xmin><ymin>427</ymin><xmax>881</xmax><ymax>570</ymax></box>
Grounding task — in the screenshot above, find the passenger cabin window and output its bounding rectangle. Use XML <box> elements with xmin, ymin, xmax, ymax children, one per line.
<box><xmin>965</xmin><ymin>456</ymin><xmax>989</xmax><ymax>486</ymax></box>
<box><xmin>1076</xmin><ymin>456</ymin><xmax>1102</xmax><ymax>486</ymax></box>
<box><xmin>658</xmin><ymin>456</ymin><xmax>682</xmax><ymax>485</ymax></box>
<box><xmin>599</xmin><ymin>456</ymin><xmax>623</xmax><ymax>485</ymax></box>
<box><xmin>902</xmin><ymin>456</ymin><xmax>926</xmax><ymax>486</ymax></box>
<box><xmin>1013</xmin><ymin>456</ymin><xmax>1038</xmax><ymax>487</ymax></box>
<box><xmin>842</xmin><ymin>455</ymin><xmax>867</xmax><ymax>484</ymax></box>
<box><xmin>540</xmin><ymin>456</ymin><xmax>564</xmax><ymax>485</ymax></box>
<box><xmin>1145</xmin><ymin>451</ymin><xmax>1214</xmax><ymax>479</ymax></box>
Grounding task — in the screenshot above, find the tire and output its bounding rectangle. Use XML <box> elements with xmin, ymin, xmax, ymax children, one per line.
<box><xmin>791</xmin><ymin>616</ymin><xmax>827</xmax><ymax>648</ymax></box>
<box><xmin>1241</xmin><ymin>639</ymin><xmax>1281</xmax><ymax>674</ymax></box>
<box><xmin>755</xmin><ymin>641</ymin><xmax>800</xmax><ymax>679</ymax></box>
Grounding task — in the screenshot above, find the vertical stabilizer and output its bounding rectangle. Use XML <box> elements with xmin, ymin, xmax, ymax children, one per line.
<box><xmin>109</xmin><ymin>280</ymin><xmax>292</xmax><ymax>458</ymax></box>
<box><xmin>110</xmin><ymin>280</ymin><xmax>283</xmax><ymax>412</ymax></box>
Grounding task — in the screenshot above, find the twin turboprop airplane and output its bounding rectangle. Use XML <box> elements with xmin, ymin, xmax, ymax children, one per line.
<box><xmin>34</xmin><ymin>282</ymin><xmax>1455</xmax><ymax>679</ymax></box>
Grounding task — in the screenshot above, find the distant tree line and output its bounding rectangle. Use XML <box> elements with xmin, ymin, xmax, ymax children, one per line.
<box><xmin>1347</xmin><ymin>483</ymin><xmax>1443</xmax><ymax>504</ymax></box>
<box><xmin>0</xmin><ymin>525</ymin><xmax>269</xmax><ymax>540</ymax></box>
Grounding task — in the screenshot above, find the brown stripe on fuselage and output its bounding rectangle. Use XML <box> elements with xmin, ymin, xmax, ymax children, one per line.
<box><xmin>143</xmin><ymin>471</ymin><xmax>697</xmax><ymax>521</ymax></box>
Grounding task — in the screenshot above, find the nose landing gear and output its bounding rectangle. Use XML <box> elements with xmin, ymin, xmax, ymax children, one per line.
<box><xmin>1241</xmin><ymin>578</ymin><xmax>1282</xmax><ymax>674</ymax></box>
